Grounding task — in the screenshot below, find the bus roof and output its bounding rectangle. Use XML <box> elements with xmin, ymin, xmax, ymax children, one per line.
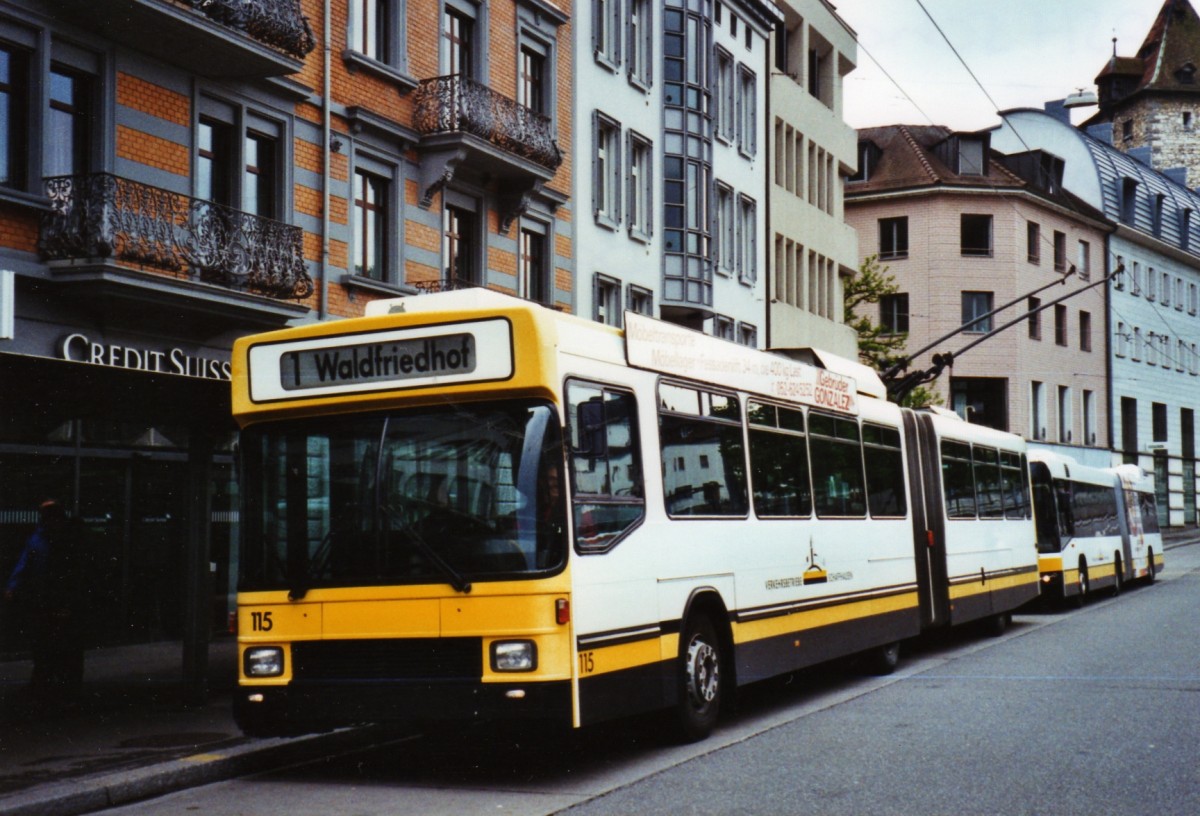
<box><xmin>232</xmin><ymin>290</ymin><xmax>888</xmax><ymax>424</ymax></box>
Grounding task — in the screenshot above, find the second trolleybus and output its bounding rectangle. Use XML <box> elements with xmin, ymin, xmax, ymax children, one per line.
<box><xmin>1029</xmin><ymin>449</ymin><xmax>1162</xmax><ymax>605</ymax></box>
<box><xmin>231</xmin><ymin>290</ymin><xmax>1040</xmax><ymax>740</ymax></box>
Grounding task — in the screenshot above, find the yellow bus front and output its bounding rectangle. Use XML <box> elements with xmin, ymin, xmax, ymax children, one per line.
<box><xmin>230</xmin><ymin>297</ymin><xmax>578</xmax><ymax>736</ymax></box>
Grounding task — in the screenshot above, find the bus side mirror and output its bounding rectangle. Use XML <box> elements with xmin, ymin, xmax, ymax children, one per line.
<box><xmin>576</xmin><ymin>398</ymin><xmax>607</xmax><ymax>459</ymax></box>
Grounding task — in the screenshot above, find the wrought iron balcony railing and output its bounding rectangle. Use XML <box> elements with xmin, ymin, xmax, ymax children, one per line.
<box><xmin>40</xmin><ymin>173</ymin><xmax>313</xmax><ymax>300</ymax></box>
<box><xmin>413</xmin><ymin>76</ymin><xmax>563</xmax><ymax>172</ymax></box>
<box><xmin>412</xmin><ymin>277</ymin><xmax>480</xmax><ymax>294</ymax></box>
<box><xmin>176</xmin><ymin>0</ymin><xmax>316</xmax><ymax>59</ymax></box>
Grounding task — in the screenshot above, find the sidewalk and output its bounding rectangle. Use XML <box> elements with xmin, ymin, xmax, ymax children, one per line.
<box><xmin>2</xmin><ymin>528</ymin><xmax>1198</xmax><ymax>816</ymax></box>
<box><xmin>0</xmin><ymin>639</ymin><xmax>378</xmax><ymax>816</ymax></box>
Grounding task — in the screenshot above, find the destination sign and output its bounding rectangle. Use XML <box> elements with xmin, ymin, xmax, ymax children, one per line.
<box><xmin>624</xmin><ymin>312</ymin><xmax>859</xmax><ymax>414</ymax></box>
<box><xmin>280</xmin><ymin>333</ymin><xmax>476</xmax><ymax>391</ymax></box>
<box><xmin>247</xmin><ymin>318</ymin><xmax>513</xmax><ymax>402</ymax></box>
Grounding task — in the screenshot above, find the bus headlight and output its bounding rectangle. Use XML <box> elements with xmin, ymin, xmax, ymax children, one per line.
<box><xmin>244</xmin><ymin>646</ymin><xmax>285</xmax><ymax>677</ymax></box>
<box><xmin>491</xmin><ymin>640</ymin><xmax>537</xmax><ymax>672</ymax></box>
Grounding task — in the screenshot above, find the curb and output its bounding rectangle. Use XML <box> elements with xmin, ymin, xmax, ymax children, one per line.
<box><xmin>0</xmin><ymin>724</ymin><xmax>389</xmax><ymax>816</ymax></box>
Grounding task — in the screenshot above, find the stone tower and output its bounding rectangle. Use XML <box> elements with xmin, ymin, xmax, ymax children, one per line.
<box><xmin>1084</xmin><ymin>0</ymin><xmax>1200</xmax><ymax>187</ymax></box>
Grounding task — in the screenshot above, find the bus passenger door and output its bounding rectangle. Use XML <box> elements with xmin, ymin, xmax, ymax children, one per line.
<box><xmin>903</xmin><ymin>412</ymin><xmax>949</xmax><ymax>629</ymax></box>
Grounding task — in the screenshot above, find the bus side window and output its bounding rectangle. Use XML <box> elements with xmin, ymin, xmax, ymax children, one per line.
<box><xmin>748</xmin><ymin>401</ymin><xmax>812</xmax><ymax>518</ymax></box>
<box><xmin>567</xmin><ymin>381</ymin><xmax>645</xmax><ymax>553</ymax></box>
<box><xmin>941</xmin><ymin>440</ymin><xmax>976</xmax><ymax>518</ymax></box>
<box><xmin>809</xmin><ymin>414</ymin><xmax>866</xmax><ymax>518</ymax></box>
<box><xmin>862</xmin><ymin>423</ymin><xmax>906</xmax><ymax>518</ymax></box>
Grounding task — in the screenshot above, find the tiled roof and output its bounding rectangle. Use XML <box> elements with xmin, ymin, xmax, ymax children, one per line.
<box><xmin>848</xmin><ymin>124</ymin><xmax>1024</xmax><ymax>194</ymax></box>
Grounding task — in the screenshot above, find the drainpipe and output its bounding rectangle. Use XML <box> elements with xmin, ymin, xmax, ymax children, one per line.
<box><xmin>320</xmin><ymin>0</ymin><xmax>331</xmax><ymax>320</ymax></box>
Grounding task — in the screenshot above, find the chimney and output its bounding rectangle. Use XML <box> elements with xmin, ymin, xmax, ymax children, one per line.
<box><xmin>1085</xmin><ymin>124</ymin><xmax>1113</xmax><ymax>145</ymax></box>
<box><xmin>1164</xmin><ymin>167</ymin><xmax>1189</xmax><ymax>188</ymax></box>
<box><xmin>1128</xmin><ymin>146</ymin><xmax>1152</xmax><ymax>167</ymax></box>
<box><xmin>1044</xmin><ymin>99</ymin><xmax>1070</xmax><ymax>125</ymax></box>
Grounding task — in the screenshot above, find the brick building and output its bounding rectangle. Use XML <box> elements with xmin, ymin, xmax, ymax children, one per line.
<box><xmin>0</xmin><ymin>0</ymin><xmax>572</xmax><ymax>684</ymax></box>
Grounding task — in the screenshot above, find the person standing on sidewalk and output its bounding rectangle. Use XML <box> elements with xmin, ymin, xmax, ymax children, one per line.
<box><xmin>3</xmin><ymin>500</ymin><xmax>87</xmax><ymax>705</ymax></box>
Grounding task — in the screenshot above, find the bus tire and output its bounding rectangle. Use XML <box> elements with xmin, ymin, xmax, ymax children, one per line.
<box><xmin>867</xmin><ymin>641</ymin><xmax>901</xmax><ymax>675</ymax></box>
<box><xmin>674</xmin><ymin>615</ymin><xmax>722</xmax><ymax>742</ymax></box>
<box><xmin>1111</xmin><ymin>554</ymin><xmax>1123</xmax><ymax>597</ymax></box>
<box><xmin>1071</xmin><ymin>559</ymin><xmax>1089</xmax><ymax>608</ymax></box>
<box><xmin>983</xmin><ymin>613</ymin><xmax>1008</xmax><ymax>637</ymax></box>
<box><xmin>1146</xmin><ymin>549</ymin><xmax>1156</xmax><ymax>584</ymax></box>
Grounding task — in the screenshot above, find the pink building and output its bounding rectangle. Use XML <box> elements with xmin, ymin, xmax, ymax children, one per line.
<box><xmin>845</xmin><ymin>125</ymin><xmax>1111</xmax><ymax>450</ymax></box>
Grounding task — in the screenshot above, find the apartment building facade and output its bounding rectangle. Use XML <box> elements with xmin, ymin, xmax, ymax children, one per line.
<box><xmin>845</xmin><ymin>125</ymin><xmax>1111</xmax><ymax>458</ymax></box>
<box><xmin>767</xmin><ymin>0</ymin><xmax>858</xmax><ymax>358</ymax></box>
<box><xmin>0</xmin><ymin>0</ymin><xmax>573</xmax><ymax>671</ymax></box>
<box><xmin>573</xmin><ymin>0</ymin><xmax>779</xmax><ymax>344</ymax></box>
<box><xmin>993</xmin><ymin>108</ymin><xmax>1200</xmax><ymax>526</ymax></box>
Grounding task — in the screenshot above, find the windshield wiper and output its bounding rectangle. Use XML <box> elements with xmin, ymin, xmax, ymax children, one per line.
<box><xmin>383</xmin><ymin>504</ymin><xmax>472</xmax><ymax>594</ymax></box>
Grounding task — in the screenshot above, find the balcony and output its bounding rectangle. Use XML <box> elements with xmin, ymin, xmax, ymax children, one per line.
<box><xmin>413</xmin><ymin>76</ymin><xmax>562</xmax><ymax>230</ymax></box>
<box><xmin>39</xmin><ymin>174</ymin><xmax>312</xmax><ymax>328</ymax></box>
<box><xmin>49</xmin><ymin>0</ymin><xmax>315</xmax><ymax>79</ymax></box>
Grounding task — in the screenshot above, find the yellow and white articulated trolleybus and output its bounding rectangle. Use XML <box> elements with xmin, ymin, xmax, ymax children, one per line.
<box><xmin>1028</xmin><ymin>450</ymin><xmax>1162</xmax><ymax>606</ymax></box>
<box><xmin>231</xmin><ymin>290</ymin><xmax>1040</xmax><ymax>740</ymax></box>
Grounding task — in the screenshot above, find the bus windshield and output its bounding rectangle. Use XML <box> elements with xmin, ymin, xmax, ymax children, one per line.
<box><xmin>239</xmin><ymin>400</ymin><xmax>567</xmax><ymax>595</ymax></box>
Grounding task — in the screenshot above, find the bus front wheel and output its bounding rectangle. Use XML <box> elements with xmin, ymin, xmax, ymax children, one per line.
<box><xmin>675</xmin><ymin>616</ymin><xmax>722</xmax><ymax>742</ymax></box>
<box><xmin>1071</xmin><ymin>560</ymin><xmax>1089</xmax><ymax>608</ymax></box>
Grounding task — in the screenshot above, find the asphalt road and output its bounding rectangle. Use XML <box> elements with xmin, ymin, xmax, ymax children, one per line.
<box><xmin>101</xmin><ymin>544</ymin><xmax>1200</xmax><ymax>816</ymax></box>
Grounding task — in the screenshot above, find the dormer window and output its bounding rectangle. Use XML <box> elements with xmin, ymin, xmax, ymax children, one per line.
<box><xmin>850</xmin><ymin>140</ymin><xmax>881</xmax><ymax>182</ymax></box>
<box><xmin>1121</xmin><ymin>177</ymin><xmax>1138</xmax><ymax>224</ymax></box>
<box><xmin>934</xmin><ymin>133</ymin><xmax>989</xmax><ymax>176</ymax></box>
<box><xmin>1175</xmin><ymin>61</ymin><xmax>1197</xmax><ymax>84</ymax></box>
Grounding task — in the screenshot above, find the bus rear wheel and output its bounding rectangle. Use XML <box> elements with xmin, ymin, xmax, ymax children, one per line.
<box><xmin>1071</xmin><ymin>560</ymin><xmax>1089</xmax><ymax>609</ymax></box>
<box><xmin>675</xmin><ymin>616</ymin><xmax>722</xmax><ymax>742</ymax></box>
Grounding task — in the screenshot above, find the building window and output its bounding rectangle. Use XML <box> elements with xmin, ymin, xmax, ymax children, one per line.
<box><xmin>715</xmin><ymin>182</ymin><xmax>735</xmax><ymax>276</ymax></box>
<box><xmin>1147</xmin><ymin>266</ymin><xmax>1157</xmax><ymax>301</ymax></box>
<box><xmin>595</xmin><ymin>273</ymin><xmax>622</xmax><ymax>326</ymax></box>
<box><xmin>736</xmin><ymin>64</ymin><xmax>757</xmax><ymax>157</ymax></box>
<box><xmin>594</xmin><ymin>0</ymin><xmax>621</xmax><ymax>68</ymax></box>
<box><xmin>519</xmin><ymin>223</ymin><xmax>551</xmax><ymax>306</ymax></box>
<box><xmin>1190</xmin><ymin>282</ymin><xmax>1198</xmax><ymax>316</ymax></box>
<box><xmin>196</xmin><ymin>118</ymin><xmax>233</xmax><ymax>205</ymax></box>
<box><xmin>738</xmin><ymin>322</ymin><xmax>757</xmax><ymax>347</ymax></box>
<box><xmin>353</xmin><ymin>169</ymin><xmax>388</xmax><ymax>280</ymax></box>
<box><xmin>960</xmin><ymin>214</ymin><xmax>992</xmax><ymax>257</ymax></box>
<box><xmin>1181</xmin><ymin>208</ymin><xmax>1192</xmax><ymax>251</ymax></box>
<box><xmin>880</xmin><ymin>293</ymin><xmax>909</xmax><ymax>334</ymax></box>
<box><xmin>1053</xmin><ymin>230</ymin><xmax>1066</xmax><ymax>272</ymax></box>
<box><xmin>962</xmin><ymin>291</ymin><xmax>993</xmax><ymax>333</ymax></box>
<box><xmin>1031</xmin><ymin>381</ymin><xmax>1045</xmax><ymax>440</ymax></box>
<box><xmin>628</xmin><ymin>284</ymin><xmax>653</xmax><ymax>316</ymax></box>
<box><xmin>1083</xmin><ymin>390</ymin><xmax>1096</xmax><ymax>446</ymax></box>
<box><xmin>243</xmin><ymin>130</ymin><xmax>277</xmax><ymax>218</ymax></box>
<box><xmin>47</xmin><ymin>65</ymin><xmax>93</xmax><ymax>177</ymax></box>
<box><xmin>1054</xmin><ymin>304</ymin><xmax>1067</xmax><ymax>346</ymax></box>
<box><xmin>1121</xmin><ymin>119</ymin><xmax>1133</xmax><ymax>141</ymax></box>
<box><xmin>1153</xmin><ymin>402</ymin><xmax>1168</xmax><ymax>444</ymax></box>
<box><xmin>1079</xmin><ymin>310</ymin><xmax>1091</xmax><ymax>351</ymax></box>
<box><xmin>441</xmin><ymin>3</ymin><xmax>476</xmax><ymax>78</ymax></box>
<box><xmin>1077</xmin><ymin>240</ymin><xmax>1090</xmax><ymax>280</ymax></box>
<box><xmin>627</xmin><ymin>0</ymin><xmax>652</xmax><ymax>88</ymax></box>
<box><xmin>594</xmin><ymin>112</ymin><xmax>621</xmax><ymax>228</ymax></box>
<box><xmin>1116</xmin><ymin>322</ymin><xmax>1127</xmax><ymax>357</ymax></box>
<box><xmin>518</xmin><ymin>45</ymin><xmax>546</xmax><ymax>114</ymax></box>
<box><xmin>1058</xmin><ymin>386</ymin><xmax>1072</xmax><ymax>443</ymax></box>
<box><xmin>737</xmin><ymin>194</ymin><xmax>757</xmax><ymax>284</ymax></box>
<box><xmin>442</xmin><ymin>202</ymin><xmax>478</xmax><ymax>285</ymax></box>
<box><xmin>1027</xmin><ymin>296</ymin><xmax>1041</xmax><ymax>340</ymax></box>
<box><xmin>1027</xmin><ymin>221</ymin><xmax>1040</xmax><ymax>263</ymax></box>
<box><xmin>715</xmin><ymin>47</ymin><xmax>734</xmax><ymax>142</ymax></box>
<box><xmin>349</xmin><ymin>0</ymin><xmax>388</xmax><ymax>61</ymax></box>
<box><xmin>628</xmin><ymin>131</ymin><xmax>653</xmax><ymax>239</ymax></box>
<box><xmin>879</xmin><ymin>217</ymin><xmax>908</xmax><ymax>259</ymax></box>
<box><xmin>0</xmin><ymin>43</ymin><xmax>28</xmax><ymax>188</ymax></box>
<box><xmin>1153</xmin><ymin>194</ymin><xmax>1166</xmax><ymax>236</ymax></box>
<box><xmin>713</xmin><ymin>314</ymin><xmax>735</xmax><ymax>340</ymax></box>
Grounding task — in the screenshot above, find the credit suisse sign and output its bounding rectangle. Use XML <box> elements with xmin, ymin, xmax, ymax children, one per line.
<box><xmin>58</xmin><ymin>333</ymin><xmax>232</xmax><ymax>381</ymax></box>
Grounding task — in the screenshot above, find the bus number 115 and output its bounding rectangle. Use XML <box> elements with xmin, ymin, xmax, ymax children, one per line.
<box><xmin>578</xmin><ymin>651</ymin><xmax>595</xmax><ymax>675</ymax></box>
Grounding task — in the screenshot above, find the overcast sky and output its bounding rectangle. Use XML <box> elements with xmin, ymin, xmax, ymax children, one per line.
<box><xmin>831</xmin><ymin>0</ymin><xmax>1167</xmax><ymax>131</ymax></box>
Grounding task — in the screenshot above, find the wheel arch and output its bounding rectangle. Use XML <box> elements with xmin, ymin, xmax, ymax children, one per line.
<box><xmin>679</xmin><ymin>587</ymin><xmax>738</xmax><ymax>693</ymax></box>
